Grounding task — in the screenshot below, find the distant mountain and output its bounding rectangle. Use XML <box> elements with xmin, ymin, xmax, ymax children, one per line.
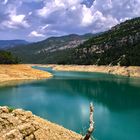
<box><xmin>9</xmin><ymin>33</ymin><xmax>95</xmax><ymax>63</ymax></box>
<box><xmin>18</xmin><ymin>17</ymin><xmax>139</xmax><ymax>66</ymax></box>
<box><xmin>0</xmin><ymin>40</ymin><xmax>29</xmax><ymax>49</ymax></box>
<box><xmin>9</xmin><ymin>17</ymin><xmax>140</xmax><ymax>66</ymax></box>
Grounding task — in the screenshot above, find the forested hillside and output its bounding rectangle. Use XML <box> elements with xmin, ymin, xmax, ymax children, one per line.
<box><xmin>38</xmin><ymin>17</ymin><xmax>140</xmax><ymax>66</ymax></box>
<box><xmin>69</xmin><ymin>17</ymin><xmax>140</xmax><ymax>66</ymax></box>
<box><xmin>0</xmin><ymin>51</ymin><xmax>20</xmax><ymax>64</ymax></box>
<box><xmin>8</xmin><ymin>34</ymin><xmax>94</xmax><ymax>63</ymax></box>
<box><xmin>9</xmin><ymin>17</ymin><xmax>140</xmax><ymax>66</ymax></box>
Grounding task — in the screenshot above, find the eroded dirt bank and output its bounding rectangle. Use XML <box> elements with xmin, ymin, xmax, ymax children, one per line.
<box><xmin>47</xmin><ymin>65</ymin><xmax>140</xmax><ymax>78</ymax></box>
<box><xmin>0</xmin><ymin>64</ymin><xmax>52</xmax><ymax>83</ymax></box>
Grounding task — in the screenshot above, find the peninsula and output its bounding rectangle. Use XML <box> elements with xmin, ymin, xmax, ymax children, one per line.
<box><xmin>0</xmin><ymin>64</ymin><xmax>52</xmax><ymax>83</ymax></box>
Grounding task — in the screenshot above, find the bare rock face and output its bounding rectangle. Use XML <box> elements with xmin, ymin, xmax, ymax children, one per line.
<box><xmin>0</xmin><ymin>106</ymin><xmax>82</xmax><ymax>140</ymax></box>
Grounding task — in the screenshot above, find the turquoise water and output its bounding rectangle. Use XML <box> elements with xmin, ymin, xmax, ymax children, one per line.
<box><xmin>0</xmin><ymin>66</ymin><xmax>140</xmax><ymax>140</ymax></box>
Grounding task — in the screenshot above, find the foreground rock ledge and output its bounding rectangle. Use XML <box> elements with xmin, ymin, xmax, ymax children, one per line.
<box><xmin>0</xmin><ymin>106</ymin><xmax>82</xmax><ymax>140</ymax></box>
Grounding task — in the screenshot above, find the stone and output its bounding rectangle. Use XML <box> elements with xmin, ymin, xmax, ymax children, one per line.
<box><xmin>0</xmin><ymin>107</ymin><xmax>82</xmax><ymax>140</ymax></box>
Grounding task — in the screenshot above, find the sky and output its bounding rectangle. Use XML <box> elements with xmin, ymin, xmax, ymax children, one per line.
<box><xmin>0</xmin><ymin>0</ymin><xmax>140</xmax><ymax>42</ymax></box>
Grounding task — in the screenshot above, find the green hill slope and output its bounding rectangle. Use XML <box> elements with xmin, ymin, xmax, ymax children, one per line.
<box><xmin>70</xmin><ymin>17</ymin><xmax>140</xmax><ymax>66</ymax></box>
<box><xmin>0</xmin><ymin>51</ymin><xmax>20</xmax><ymax>64</ymax></box>
<box><xmin>9</xmin><ymin>34</ymin><xmax>94</xmax><ymax>63</ymax></box>
<box><xmin>9</xmin><ymin>17</ymin><xmax>140</xmax><ymax>66</ymax></box>
<box><xmin>37</xmin><ymin>17</ymin><xmax>140</xmax><ymax>66</ymax></box>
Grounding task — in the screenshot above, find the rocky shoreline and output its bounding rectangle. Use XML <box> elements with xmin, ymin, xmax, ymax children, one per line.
<box><xmin>0</xmin><ymin>65</ymin><xmax>83</xmax><ymax>140</ymax></box>
<box><xmin>48</xmin><ymin>65</ymin><xmax>140</xmax><ymax>78</ymax></box>
<box><xmin>0</xmin><ymin>106</ymin><xmax>82</xmax><ymax>140</ymax></box>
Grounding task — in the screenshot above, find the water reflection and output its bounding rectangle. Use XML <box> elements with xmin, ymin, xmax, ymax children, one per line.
<box><xmin>30</xmin><ymin>76</ymin><xmax>140</xmax><ymax>111</ymax></box>
<box><xmin>0</xmin><ymin>67</ymin><xmax>140</xmax><ymax>140</ymax></box>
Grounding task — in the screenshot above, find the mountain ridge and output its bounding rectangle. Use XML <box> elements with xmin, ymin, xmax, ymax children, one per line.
<box><xmin>8</xmin><ymin>33</ymin><xmax>95</xmax><ymax>63</ymax></box>
<box><xmin>0</xmin><ymin>39</ymin><xmax>29</xmax><ymax>49</ymax></box>
<box><xmin>9</xmin><ymin>17</ymin><xmax>140</xmax><ymax>66</ymax></box>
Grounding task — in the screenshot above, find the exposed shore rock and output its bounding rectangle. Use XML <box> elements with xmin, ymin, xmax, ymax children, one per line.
<box><xmin>0</xmin><ymin>106</ymin><xmax>82</xmax><ymax>140</ymax></box>
<box><xmin>47</xmin><ymin>65</ymin><xmax>140</xmax><ymax>78</ymax></box>
<box><xmin>0</xmin><ymin>64</ymin><xmax>52</xmax><ymax>83</ymax></box>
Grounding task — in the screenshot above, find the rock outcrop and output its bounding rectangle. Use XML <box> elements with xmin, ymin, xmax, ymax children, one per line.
<box><xmin>0</xmin><ymin>106</ymin><xmax>82</xmax><ymax>140</ymax></box>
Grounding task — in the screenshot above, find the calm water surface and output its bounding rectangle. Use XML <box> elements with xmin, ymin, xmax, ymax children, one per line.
<box><xmin>0</xmin><ymin>66</ymin><xmax>140</xmax><ymax>140</ymax></box>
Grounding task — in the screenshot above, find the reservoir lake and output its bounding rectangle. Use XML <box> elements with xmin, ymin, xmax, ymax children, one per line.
<box><xmin>0</xmin><ymin>66</ymin><xmax>140</xmax><ymax>140</ymax></box>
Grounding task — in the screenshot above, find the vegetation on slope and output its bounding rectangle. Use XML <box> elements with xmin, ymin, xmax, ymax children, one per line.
<box><xmin>9</xmin><ymin>17</ymin><xmax>140</xmax><ymax>66</ymax></box>
<box><xmin>42</xmin><ymin>17</ymin><xmax>140</xmax><ymax>66</ymax></box>
<box><xmin>0</xmin><ymin>51</ymin><xmax>20</xmax><ymax>64</ymax></box>
<box><xmin>8</xmin><ymin>34</ymin><xmax>95</xmax><ymax>63</ymax></box>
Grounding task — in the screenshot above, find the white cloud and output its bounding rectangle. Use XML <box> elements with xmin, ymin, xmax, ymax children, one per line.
<box><xmin>29</xmin><ymin>31</ymin><xmax>45</xmax><ymax>37</ymax></box>
<box><xmin>37</xmin><ymin>6</ymin><xmax>49</xmax><ymax>17</ymax></box>
<box><xmin>2</xmin><ymin>13</ymin><xmax>29</xmax><ymax>29</ymax></box>
<box><xmin>10</xmin><ymin>14</ymin><xmax>29</xmax><ymax>26</ymax></box>
<box><xmin>0</xmin><ymin>2</ymin><xmax>29</xmax><ymax>29</ymax></box>
<box><xmin>40</xmin><ymin>24</ymin><xmax>49</xmax><ymax>31</ymax></box>
<box><xmin>2</xmin><ymin>0</ymin><xmax>8</xmax><ymax>5</ymax></box>
<box><xmin>81</xmin><ymin>5</ymin><xmax>93</xmax><ymax>26</ymax></box>
<box><xmin>28</xmin><ymin>12</ymin><xmax>32</xmax><ymax>16</ymax></box>
<box><xmin>36</xmin><ymin>0</ymin><xmax>121</xmax><ymax>35</ymax></box>
<box><xmin>120</xmin><ymin>17</ymin><xmax>130</xmax><ymax>22</ymax></box>
<box><xmin>37</xmin><ymin>0</ymin><xmax>82</xmax><ymax>17</ymax></box>
<box><xmin>37</xmin><ymin>1</ymin><xmax>62</xmax><ymax>17</ymax></box>
<box><xmin>80</xmin><ymin>2</ymin><xmax>119</xmax><ymax>31</ymax></box>
<box><xmin>0</xmin><ymin>0</ymin><xmax>140</xmax><ymax>41</ymax></box>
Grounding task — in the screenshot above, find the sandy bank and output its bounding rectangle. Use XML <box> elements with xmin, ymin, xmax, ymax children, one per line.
<box><xmin>0</xmin><ymin>106</ymin><xmax>82</xmax><ymax>140</ymax></box>
<box><xmin>0</xmin><ymin>64</ymin><xmax>52</xmax><ymax>83</ymax></box>
<box><xmin>47</xmin><ymin>65</ymin><xmax>140</xmax><ymax>78</ymax></box>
